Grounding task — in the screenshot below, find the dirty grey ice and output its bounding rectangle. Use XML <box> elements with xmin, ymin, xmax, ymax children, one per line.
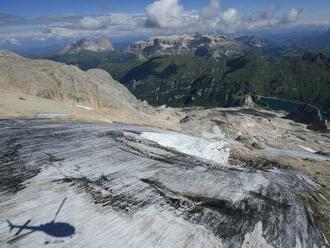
<box><xmin>0</xmin><ymin>118</ymin><xmax>327</xmax><ymax>248</ymax></box>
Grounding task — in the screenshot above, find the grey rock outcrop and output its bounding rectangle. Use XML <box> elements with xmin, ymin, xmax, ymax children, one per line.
<box><xmin>286</xmin><ymin>104</ymin><xmax>328</xmax><ymax>131</ymax></box>
<box><xmin>0</xmin><ymin>51</ymin><xmax>140</xmax><ymax>111</ymax></box>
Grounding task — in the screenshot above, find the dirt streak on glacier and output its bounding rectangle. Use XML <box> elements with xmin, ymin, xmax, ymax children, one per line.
<box><xmin>0</xmin><ymin>119</ymin><xmax>327</xmax><ymax>248</ymax></box>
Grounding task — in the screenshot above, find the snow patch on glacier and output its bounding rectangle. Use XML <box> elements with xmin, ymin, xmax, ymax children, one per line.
<box><xmin>141</xmin><ymin>131</ymin><xmax>230</xmax><ymax>165</ymax></box>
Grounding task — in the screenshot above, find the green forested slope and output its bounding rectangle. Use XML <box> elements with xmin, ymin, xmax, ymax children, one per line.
<box><xmin>116</xmin><ymin>53</ymin><xmax>330</xmax><ymax>112</ymax></box>
<box><xmin>48</xmin><ymin>50</ymin><xmax>330</xmax><ymax>112</ymax></box>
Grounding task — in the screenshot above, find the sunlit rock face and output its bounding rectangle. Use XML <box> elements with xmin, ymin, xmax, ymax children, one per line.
<box><xmin>60</xmin><ymin>36</ymin><xmax>115</xmax><ymax>54</ymax></box>
<box><xmin>0</xmin><ymin>119</ymin><xmax>327</xmax><ymax>248</ymax></box>
<box><xmin>0</xmin><ymin>51</ymin><xmax>140</xmax><ymax>111</ymax></box>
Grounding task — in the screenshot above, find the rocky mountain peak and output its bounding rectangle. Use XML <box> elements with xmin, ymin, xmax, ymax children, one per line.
<box><xmin>60</xmin><ymin>36</ymin><xmax>115</xmax><ymax>54</ymax></box>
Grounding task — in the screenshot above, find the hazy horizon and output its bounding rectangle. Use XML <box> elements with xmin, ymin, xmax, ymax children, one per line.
<box><xmin>1</xmin><ymin>0</ymin><xmax>329</xmax><ymax>53</ymax></box>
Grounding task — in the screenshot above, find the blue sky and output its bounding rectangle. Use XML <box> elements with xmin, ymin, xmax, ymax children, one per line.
<box><xmin>1</xmin><ymin>0</ymin><xmax>329</xmax><ymax>20</ymax></box>
<box><xmin>0</xmin><ymin>0</ymin><xmax>329</xmax><ymax>44</ymax></box>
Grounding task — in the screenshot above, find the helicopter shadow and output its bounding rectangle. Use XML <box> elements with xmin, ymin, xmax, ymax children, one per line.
<box><xmin>6</xmin><ymin>197</ymin><xmax>75</xmax><ymax>244</ymax></box>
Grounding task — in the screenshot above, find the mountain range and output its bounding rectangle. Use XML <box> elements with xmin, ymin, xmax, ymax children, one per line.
<box><xmin>125</xmin><ymin>33</ymin><xmax>268</xmax><ymax>58</ymax></box>
<box><xmin>44</xmin><ymin>31</ymin><xmax>330</xmax><ymax>114</ymax></box>
<box><xmin>0</xmin><ymin>43</ymin><xmax>330</xmax><ymax>248</ymax></box>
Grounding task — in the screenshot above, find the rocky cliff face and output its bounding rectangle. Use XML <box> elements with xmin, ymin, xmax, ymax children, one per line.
<box><xmin>126</xmin><ymin>33</ymin><xmax>244</xmax><ymax>57</ymax></box>
<box><xmin>60</xmin><ymin>36</ymin><xmax>115</xmax><ymax>54</ymax></box>
<box><xmin>0</xmin><ymin>51</ymin><xmax>139</xmax><ymax>112</ymax></box>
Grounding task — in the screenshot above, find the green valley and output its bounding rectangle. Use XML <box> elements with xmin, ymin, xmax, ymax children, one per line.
<box><xmin>48</xmin><ymin>48</ymin><xmax>330</xmax><ymax>114</ymax></box>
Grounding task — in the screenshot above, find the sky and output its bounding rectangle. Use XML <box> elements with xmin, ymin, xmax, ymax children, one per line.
<box><xmin>0</xmin><ymin>0</ymin><xmax>329</xmax><ymax>45</ymax></box>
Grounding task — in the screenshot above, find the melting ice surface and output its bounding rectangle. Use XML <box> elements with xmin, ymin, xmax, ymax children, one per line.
<box><xmin>0</xmin><ymin>119</ymin><xmax>327</xmax><ymax>248</ymax></box>
<box><xmin>141</xmin><ymin>131</ymin><xmax>230</xmax><ymax>165</ymax></box>
<box><xmin>263</xmin><ymin>145</ymin><xmax>330</xmax><ymax>161</ymax></box>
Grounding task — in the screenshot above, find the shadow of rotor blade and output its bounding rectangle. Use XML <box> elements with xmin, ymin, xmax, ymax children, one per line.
<box><xmin>8</xmin><ymin>230</ymin><xmax>35</xmax><ymax>244</ymax></box>
<box><xmin>15</xmin><ymin>219</ymin><xmax>31</xmax><ymax>236</ymax></box>
<box><xmin>53</xmin><ymin>197</ymin><xmax>67</xmax><ymax>222</ymax></box>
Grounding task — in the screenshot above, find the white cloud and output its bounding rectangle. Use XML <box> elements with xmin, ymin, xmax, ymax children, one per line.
<box><xmin>222</xmin><ymin>8</ymin><xmax>240</xmax><ymax>25</ymax></box>
<box><xmin>0</xmin><ymin>38</ymin><xmax>21</xmax><ymax>45</ymax></box>
<box><xmin>287</xmin><ymin>8</ymin><xmax>300</xmax><ymax>22</ymax></box>
<box><xmin>242</xmin><ymin>6</ymin><xmax>302</xmax><ymax>29</ymax></box>
<box><xmin>199</xmin><ymin>0</ymin><xmax>221</xmax><ymax>20</ymax></box>
<box><xmin>109</xmin><ymin>13</ymin><xmax>133</xmax><ymax>25</ymax></box>
<box><xmin>0</xmin><ymin>0</ymin><xmax>306</xmax><ymax>42</ymax></box>
<box><xmin>249</xmin><ymin>5</ymin><xmax>277</xmax><ymax>23</ymax></box>
<box><xmin>78</xmin><ymin>16</ymin><xmax>109</xmax><ymax>30</ymax></box>
<box><xmin>8</xmin><ymin>38</ymin><xmax>21</xmax><ymax>45</ymax></box>
<box><xmin>142</xmin><ymin>0</ymin><xmax>300</xmax><ymax>32</ymax></box>
<box><xmin>145</xmin><ymin>0</ymin><xmax>184</xmax><ymax>28</ymax></box>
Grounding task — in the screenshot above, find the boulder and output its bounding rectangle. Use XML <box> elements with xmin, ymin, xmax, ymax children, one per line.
<box><xmin>286</xmin><ymin>104</ymin><xmax>327</xmax><ymax>131</ymax></box>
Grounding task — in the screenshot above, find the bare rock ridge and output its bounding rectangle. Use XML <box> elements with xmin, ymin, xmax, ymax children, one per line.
<box><xmin>0</xmin><ymin>51</ymin><xmax>140</xmax><ymax>112</ymax></box>
<box><xmin>125</xmin><ymin>33</ymin><xmax>268</xmax><ymax>58</ymax></box>
<box><xmin>126</xmin><ymin>32</ymin><xmax>244</xmax><ymax>57</ymax></box>
<box><xmin>60</xmin><ymin>36</ymin><xmax>115</xmax><ymax>54</ymax></box>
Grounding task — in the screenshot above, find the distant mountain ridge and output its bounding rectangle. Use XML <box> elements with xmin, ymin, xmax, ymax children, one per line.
<box><xmin>60</xmin><ymin>36</ymin><xmax>115</xmax><ymax>54</ymax></box>
<box><xmin>125</xmin><ymin>33</ymin><xmax>252</xmax><ymax>58</ymax></box>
